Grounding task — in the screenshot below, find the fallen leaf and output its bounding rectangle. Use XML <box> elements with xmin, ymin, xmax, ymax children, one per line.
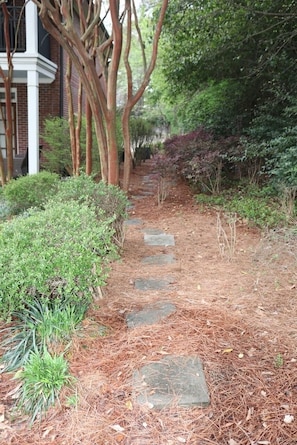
<box><xmin>42</xmin><ymin>427</ymin><xmax>54</xmax><ymax>438</ymax></box>
<box><xmin>284</xmin><ymin>414</ymin><xmax>294</xmax><ymax>424</ymax></box>
<box><xmin>222</xmin><ymin>348</ymin><xmax>233</xmax><ymax>354</ymax></box>
<box><xmin>125</xmin><ymin>400</ymin><xmax>133</xmax><ymax>411</ymax></box>
<box><xmin>257</xmin><ymin>441</ymin><xmax>270</xmax><ymax>444</ymax></box>
<box><xmin>115</xmin><ymin>434</ymin><xmax>125</xmax><ymax>442</ymax></box>
<box><xmin>246</xmin><ymin>407</ymin><xmax>254</xmax><ymax>421</ymax></box>
<box><xmin>228</xmin><ymin>440</ymin><xmax>239</xmax><ymax>445</ymax></box>
<box><xmin>110</xmin><ymin>424</ymin><xmax>125</xmax><ymax>433</ymax></box>
<box><xmin>177</xmin><ymin>437</ymin><xmax>186</xmax><ymax>443</ymax></box>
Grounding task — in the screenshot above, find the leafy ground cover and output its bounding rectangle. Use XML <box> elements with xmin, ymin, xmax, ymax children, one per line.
<box><xmin>0</xmin><ymin>160</ymin><xmax>296</xmax><ymax>444</ymax></box>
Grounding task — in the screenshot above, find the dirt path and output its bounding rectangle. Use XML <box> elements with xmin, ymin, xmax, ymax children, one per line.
<box><xmin>1</xmin><ymin>159</ymin><xmax>297</xmax><ymax>445</ymax></box>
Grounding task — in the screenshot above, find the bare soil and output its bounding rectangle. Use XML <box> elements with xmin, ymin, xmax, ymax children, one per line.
<box><xmin>1</xmin><ymin>159</ymin><xmax>297</xmax><ymax>445</ymax></box>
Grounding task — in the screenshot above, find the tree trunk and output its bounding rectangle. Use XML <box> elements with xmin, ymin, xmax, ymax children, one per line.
<box><xmin>0</xmin><ymin>3</ymin><xmax>14</xmax><ymax>182</ymax></box>
<box><xmin>66</xmin><ymin>56</ymin><xmax>77</xmax><ymax>174</ymax></box>
<box><xmin>85</xmin><ymin>98</ymin><xmax>92</xmax><ymax>175</ymax></box>
<box><xmin>75</xmin><ymin>78</ymin><xmax>83</xmax><ymax>174</ymax></box>
<box><xmin>122</xmin><ymin>107</ymin><xmax>133</xmax><ymax>192</ymax></box>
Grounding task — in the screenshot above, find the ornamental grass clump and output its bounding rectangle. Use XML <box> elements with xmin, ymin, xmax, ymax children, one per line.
<box><xmin>16</xmin><ymin>349</ymin><xmax>72</xmax><ymax>423</ymax></box>
<box><xmin>1</xmin><ymin>297</ymin><xmax>87</xmax><ymax>372</ymax></box>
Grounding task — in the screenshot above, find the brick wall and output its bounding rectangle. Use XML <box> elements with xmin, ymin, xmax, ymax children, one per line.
<box><xmin>14</xmin><ymin>36</ymin><xmax>62</xmax><ymax>156</ymax></box>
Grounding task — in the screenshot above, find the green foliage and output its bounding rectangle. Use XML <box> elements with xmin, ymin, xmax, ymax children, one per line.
<box><xmin>195</xmin><ymin>186</ymin><xmax>285</xmax><ymax>228</ymax></box>
<box><xmin>153</xmin><ymin>0</ymin><xmax>297</xmax><ymax>139</ymax></box>
<box><xmin>41</xmin><ymin>116</ymin><xmax>100</xmax><ymax>175</ymax></box>
<box><xmin>16</xmin><ymin>349</ymin><xmax>71</xmax><ymax>423</ymax></box>
<box><xmin>227</xmin><ymin>195</ymin><xmax>284</xmax><ymax>228</ymax></box>
<box><xmin>1</xmin><ymin>298</ymin><xmax>87</xmax><ymax>372</ymax></box>
<box><xmin>268</xmin><ymin>127</ymin><xmax>297</xmax><ymax>188</ymax></box>
<box><xmin>0</xmin><ymin>199</ymin><xmax>117</xmax><ymax>318</ymax></box>
<box><xmin>41</xmin><ymin>117</ymin><xmax>72</xmax><ymax>175</ymax></box>
<box><xmin>53</xmin><ymin>174</ymin><xmax>128</xmax><ymax>246</ymax></box>
<box><xmin>2</xmin><ymin>171</ymin><xmax>59</xmax><ymax>215</ymax></box>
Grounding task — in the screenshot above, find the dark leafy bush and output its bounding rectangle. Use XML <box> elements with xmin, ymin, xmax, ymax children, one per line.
<box><xmin>2</xmin><ymin>171</ymin><xmax>59</xmax><ymax>215</ymax></box>
<box><xmin>159</xmin><ymin>128</ymin><xmax>242</xmax><ymax>194</ymax></box>
<box><xmin>0</xmin><ymin>200</ymin><xmax>117</xmax><ymax>319</ymax></box>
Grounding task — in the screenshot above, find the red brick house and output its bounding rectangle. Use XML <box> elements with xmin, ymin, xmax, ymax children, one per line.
<box><xmin>0</xmin><ymin>0</ymin><xmax>108</xmax><ymax>176</ymax></box>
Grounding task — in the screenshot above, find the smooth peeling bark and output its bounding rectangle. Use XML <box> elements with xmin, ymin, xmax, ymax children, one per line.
<box><xmin>121</xmin><ymin>0</ymin><xmax>169</xmax><ymax>191</ymax></box>
<box><xmin>36</xmin><ymin>1</ymin><xmax>109</xmax><ymax>181</ymax></box>
<box><xmin>105</xmin><ymin>1</ymin><xmax>123</xmax><ymax>186</ymax></box>
<box><xmin>66</xmin><ymin>56</ymin><xmax>77</xmax><ymax>174</ymax></box>
<box><xmin>85</xmin><ymin>98</ymin><xmax>92</xmax><ymax>175</ymax></box>
<box><xmin>122</xmin><ymin>107</ymin><xmax>133</xmax><ymax>192</ymax></box>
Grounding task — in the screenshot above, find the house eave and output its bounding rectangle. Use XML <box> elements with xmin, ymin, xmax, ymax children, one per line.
<box><xmin>0</xmin><ymin>53</ymin><xmax>57</xmax><ymax>84</ymax></box>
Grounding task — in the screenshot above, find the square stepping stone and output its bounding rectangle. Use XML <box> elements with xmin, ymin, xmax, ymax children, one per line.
<box><xmin>134</xmin><ymin>277</ymin><xmax>174</xmax><ymax>291</ymax></box>
<box><xmin>144</xmin><ymin>234</ymin><xmax>175</xmax><ymax>246</ymax></box>
<box><xmin>124</xmin><ymin>218</ymin><xmax>143</xmax><ymax>226</ymax></box>
<box><xmin>133</xmin><ymin>355</ymin><xmax>210</xmax><ymax>409</ymax></box>
<box><xmin>126</xmin><ymin>301</ymin><xmax>176</xmax><ymax>328</ymax></box>
<box><xmin>142</xmin><ymin>228</ymin><xmax>165</xmax><ymax>235</ymax></box>
<box><xmin>141</xmin><ymin>254</ymin><xmax>176</xmax><ymax>265</ymax></box>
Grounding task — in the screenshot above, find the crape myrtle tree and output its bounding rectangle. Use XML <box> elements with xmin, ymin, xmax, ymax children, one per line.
<box><xmin>0</xmin><ymin>0</ymin><xmax>17</xmax><ymax>185</ymax></box>
<box><xmin>32</xmin><ymin>0</ymin><xmax>168</xmax><ymax>190</ymax></box>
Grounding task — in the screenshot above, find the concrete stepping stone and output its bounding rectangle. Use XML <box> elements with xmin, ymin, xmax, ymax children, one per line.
<box><xmin>136</xmin><ymin>190</ymin><xmax>154</xmax><ymax>196</ymax></box>
<box><xmin>141</xmin><ymin>254</ymin><xmax>176</xmax><ymax>265</ymax></box>
<box><xmin>133</xmin><ymin>355</ymin><xmax>210</xmax><ymax>409</ymax></box>
<box><xmin>142</xmin><ymin>228</ymin><xmax>165</xmax><ymax>235</ymax></box>
<box><xmin>144</xmin><ymin>233</ymin><xmax>175</xmax><ymax>246</ymax></box>
<box><xmin>126</xmin><ymin>301</ymin><xmax>176</xmax><ymax>328</ymax></box>
<box><xmin>124</xmin><ymin>218</ymin><xmax>143</xmax><ymax>226</ymax></box>
<box><xmin>134</xmin><ymin>277</ymin><xmax>174</xmax><ymax>291</ymax></box>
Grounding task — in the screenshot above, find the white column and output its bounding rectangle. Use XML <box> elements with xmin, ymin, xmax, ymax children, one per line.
<box><xmin>27</xmin><ymin>70</ymin><xmax>39</xmax><ymax>174</ymax></box>
<box><xmin>25</xmin><ymin>1</ymin><xmax>38</xmax><ymax>54</ymax></box>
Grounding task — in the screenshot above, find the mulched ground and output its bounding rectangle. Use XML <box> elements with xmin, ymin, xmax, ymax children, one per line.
<box><xmin>1</xmin><ymin>159</ymin><xmax>297</xmax><ymax>445</ymax></box>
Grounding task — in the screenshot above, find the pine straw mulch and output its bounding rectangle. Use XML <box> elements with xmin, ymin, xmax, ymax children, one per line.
<box><xmin>1</xmin><ymin>160</ymin><xmax>297</xmax><ymax>445</ymax></box>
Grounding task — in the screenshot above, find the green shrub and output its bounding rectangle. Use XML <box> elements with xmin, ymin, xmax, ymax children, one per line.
<box><xmin>195</xmin><ymin>185</ymin><xmax>286</xmax><ymax>228</ymax></box>
<box><xmin>53</xmin><ymin>174</ymin><xmax>128</xmax><ymax>246</ymax></box>
<box><xmin>1</xmin><ymin>298</ymin><xmax>87</xmax><ymax>372</ymax></box>
<box><xmin>0</xmin><ymin>200</ymin><xmax>117</xmax><ymax>319</ymax></box>
<box><xmin>16</xmin><ymin>349</ymin><xmax>71</xmax><ymax>423</ymax></box>
<box><xmin>2</xmin><ymin>171</ymin><xmax>59</xmax><ymax>215</ymax></box>
<box><xmin>227</xmin><ymin>195</ymin><xmax>284</xmax><ymax>228</ymax></box>
<box><xmin>41</xmin><ymin>116</ymin><xmax>100</xmax><ymax>175</ymax></box>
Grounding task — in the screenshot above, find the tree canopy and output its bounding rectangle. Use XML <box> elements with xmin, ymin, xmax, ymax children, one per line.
<box><xmin>151</xmin><ymin>0</ymin><xmax>297</xmax><ymax>135</ymax></box>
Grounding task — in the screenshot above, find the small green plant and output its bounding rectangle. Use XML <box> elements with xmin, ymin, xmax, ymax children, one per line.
<box><xmin>2</xmin><ymin>171</ymin><xmax>59</xmax><ymax>215</ymax></box>
<box><xmin>274</xmin><ymin>353</ymin><xmax>284</xmax><ymax>368</ymax></box>
<box><xmin>16</xmin><ymin>349</ymin><xmax>72</xmax><ymax>423</ymax></box>
<box><xmin>195</xmin><ymin>193</ymin><xmax>227</xmax><ymax>208</ymax></box>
